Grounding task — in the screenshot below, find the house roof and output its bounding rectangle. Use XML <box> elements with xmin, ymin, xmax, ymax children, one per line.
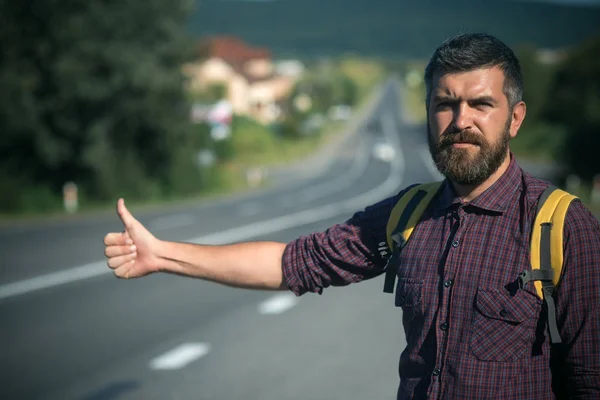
<box><xmin>199</xmin><ymin>36</ymin><xmax>271</xmax><ymax>64</ymax></box>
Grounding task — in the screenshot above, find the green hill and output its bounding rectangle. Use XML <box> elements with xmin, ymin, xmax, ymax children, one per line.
<box><xmin>188</xmin><ymin>0</ymin><xmax>600</xmax><ymax>59</ymax></box>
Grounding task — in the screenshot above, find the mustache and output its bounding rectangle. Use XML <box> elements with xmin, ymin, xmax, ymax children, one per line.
<box><xmin>438</xmin><ymin>130</ymin><xmax>484</xmax><ymax>148</ymax></box>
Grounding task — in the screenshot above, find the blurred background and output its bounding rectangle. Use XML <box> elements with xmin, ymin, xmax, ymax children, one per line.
<box><xmin>1</xmin><ymin>1</ymin><xmax>599</xmax><ymax>399</ymax></box>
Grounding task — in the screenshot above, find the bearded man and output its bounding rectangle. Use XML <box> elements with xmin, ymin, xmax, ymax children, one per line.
<box><xmin>104</xmin><ymin>33</ymin><xmax>600</xmax><ymax>399</ymax></box>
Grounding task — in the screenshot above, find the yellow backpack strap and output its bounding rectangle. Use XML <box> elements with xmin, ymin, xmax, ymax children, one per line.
<box><xmin>383</xmin><ymin>182</ymin><xmax>442</xmax><ymax>293</ymax></box>
<box><xmin>520</xmin><ymin>185</ymin><xmax>578</xmax><ymax>344</ymax></box>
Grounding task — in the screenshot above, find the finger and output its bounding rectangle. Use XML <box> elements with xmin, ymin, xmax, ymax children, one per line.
<box><xmin>117</xmin><ymin>198</ymin><xmax>136</xmax><ymax>230</ymax></box>
<box><xmin>121</xmin><ymin>231</ymin><xmax>133</xmax><ymax>245</ymax></box>
<box><xmin>114</xmin><ymin>260</ymin><xmax>136</xmax><ymax>279</ymax></box>
<box><xmin>104</xmin><ymin>232</ymin><xmax>131</xmax><ymax>246</ymax></box>
<box><xmin>107</xmin><ymin>253</ymin><xmax>137</xmax><ymax>269</ymax></box>
<box><xmin>104</xmin><ymin>244</ymin><xmax>137</xmax><ymax>258</ymax></box>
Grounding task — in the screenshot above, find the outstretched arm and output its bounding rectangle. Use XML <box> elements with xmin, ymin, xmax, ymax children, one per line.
<box><xmin>103</xmin><ymin>198</ymin><xmax>288</xmax><ymax>290</ymax></box>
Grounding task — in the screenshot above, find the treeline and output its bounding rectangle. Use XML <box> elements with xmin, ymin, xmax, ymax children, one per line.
<box><xmin>512</xmin><ymin>37</ymin><xmax>600</xmax><ymax>182</ymax></box>
<box><xmin>2</xmin><ymin>1</ymin><xmax>597</xmax><ymax>215</ymax></box>
<box><xmin>0</xmin><ymin>0</ymin><xmax>200</xmax><ymax>213</ymax></box>
<box><xmin>0</xmin><ymin>1</ymin><xmax>382</xmax><ymax>215</ymax></box>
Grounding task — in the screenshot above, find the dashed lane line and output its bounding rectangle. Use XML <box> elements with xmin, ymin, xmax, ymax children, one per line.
<box><xmin>149</xmin><ymin>343</ymin><xmax>211</xmax><ymax>370</ymax></box>
<box><xmin>258</xmin><ymin>293</ymin><xmax>299</xmax><ymax>315</ymax></box>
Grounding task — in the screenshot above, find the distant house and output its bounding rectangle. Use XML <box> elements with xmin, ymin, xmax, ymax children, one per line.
<box><xmin>183</xmin><ymin>36</ymin><xmax>303</xmax><ymax>124</ymax></box>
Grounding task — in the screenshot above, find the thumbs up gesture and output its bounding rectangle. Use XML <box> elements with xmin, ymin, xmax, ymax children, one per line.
<box><xmin>103</xmin><ymin>199</ymin><xmax>160</xmax><ymax>279</ymax></box>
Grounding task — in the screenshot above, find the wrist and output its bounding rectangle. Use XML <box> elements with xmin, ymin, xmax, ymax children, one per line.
<box><xmin>153</xmin><ymin>238</ymin><xmax>171</xmax><ymax>274</ymax></box>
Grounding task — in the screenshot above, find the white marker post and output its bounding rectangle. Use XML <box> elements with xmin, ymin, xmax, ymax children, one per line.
<box><xmin>63</xmin><ymin>182</ymin><xmax>78</xmax><ymax>213</ymax></box>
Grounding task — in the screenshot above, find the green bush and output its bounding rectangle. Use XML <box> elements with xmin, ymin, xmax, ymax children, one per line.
<box><xmin>230</xmin><ymin>116</ymin><xmax>279</xmax><ymax>164</ymax></box>
<box><xmin>543</xmin><ymin>36</ymin><xmax>600</xmax><ymax>181</ymax></box>
<box><xmin>511</xmin><ymin>122</ymin><xmax>568</xmax><ymax>161</ymax></box>
<box><xmin>0</xmin><ymin>0</ymin><xmax>197</xmax><ymax>213</ymax></box>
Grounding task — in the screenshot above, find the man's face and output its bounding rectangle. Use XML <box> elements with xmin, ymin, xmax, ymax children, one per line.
<box><xmin>427</xmin><ymin>67</ymin><xmax>517</xmax><ymax>186</ymax></box>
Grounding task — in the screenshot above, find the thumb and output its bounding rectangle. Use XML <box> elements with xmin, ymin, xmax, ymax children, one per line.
<box><xmin>117</xmin><ymin>198</ymin><xmax>136</xmax><ymax>229</ymax></box>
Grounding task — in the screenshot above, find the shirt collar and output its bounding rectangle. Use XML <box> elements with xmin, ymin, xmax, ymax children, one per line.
<box><xmin>434</xmin><ymin>154</ymin><xmax>523</xmax><ymax>213</ymax></box>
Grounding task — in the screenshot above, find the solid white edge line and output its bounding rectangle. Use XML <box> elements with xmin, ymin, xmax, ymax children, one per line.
<box><xmin>149</xmin><ymin>343</ymin><xmax>211</xmax><ymax>370</ymax></box>
<box><xmin>0</xmin><ymin>80</ymin><xmax>406</xmax><ymax>301</ymax></box>
<box><xmin>0</xmin><ymin>261</ymin><xmax>108</xmax><ymax>300</ymax></box>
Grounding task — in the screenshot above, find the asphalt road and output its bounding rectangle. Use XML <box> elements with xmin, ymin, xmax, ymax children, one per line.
<box><xmin>0</xmin><ymin>78</ymin><xmax>444</xmax><ymax>400</ymax></box>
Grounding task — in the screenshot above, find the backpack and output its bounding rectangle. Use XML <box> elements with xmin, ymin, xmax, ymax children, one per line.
<box><xmin>383</xmin><ymin>182</ymin><xmax>578</xmax><ymax>344</ymax></box>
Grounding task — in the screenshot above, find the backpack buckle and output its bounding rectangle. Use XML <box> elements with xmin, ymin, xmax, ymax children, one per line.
<box><xmin>518</xmin><ymin>269</ymin><xmax>554</xmax><ymax>290</ymax></box>
<box><xmin>518</xmin><ymin>270</ymin><xmax>532</xmax><ymax>289</ymax></box>
<box><xmin>391</xmin><ymin>232</ymin><xmax>406</xmax><ymax>251</ymax></box>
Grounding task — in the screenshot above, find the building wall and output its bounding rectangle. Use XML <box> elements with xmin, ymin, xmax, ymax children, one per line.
<box><xmin>184</xmin><ymin>55</ymin><xmax>300</xmax><ymax>124</ymax></box>
<box><xmin>229</xmin><ymin>74</ymin><xmax>250</xmax><ymax>115</ymax></box>
<box><xmin>244</xmin><ymin>59</ymin><xmax>273</xmax><ymax>79</ymax></box>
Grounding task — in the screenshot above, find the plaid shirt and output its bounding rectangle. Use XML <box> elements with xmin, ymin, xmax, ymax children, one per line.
<box><xmin>282</xmin><ymin>157</ymin><xmax>600</xmax><ymax>399</ymax></box>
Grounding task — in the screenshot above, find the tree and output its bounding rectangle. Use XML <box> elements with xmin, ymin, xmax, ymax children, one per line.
<box><xmin>543</xmin><ymin>36</ymin><xmax>600</xmax><ymax>181</ymax></box>
<box><xmin>510</xmin><ymin>44</ymin><xmax>565</xmax><ymax>159</ymax></box>
<box><xmin>0</xmin><ymin>0</ymin><xmax>198</xmax><ymax>212</ymax></box>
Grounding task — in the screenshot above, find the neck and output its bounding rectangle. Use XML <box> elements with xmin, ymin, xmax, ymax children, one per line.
<box><xmin>451</xmin><ymin>152</ymin><xmax>512</xmax><ymax>202</ymax></box>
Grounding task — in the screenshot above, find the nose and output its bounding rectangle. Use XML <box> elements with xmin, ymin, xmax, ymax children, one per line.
<box><xmin>453</xmin><ymin>102</ymin><xmax>472</xmax><ymax>131</ymax></box>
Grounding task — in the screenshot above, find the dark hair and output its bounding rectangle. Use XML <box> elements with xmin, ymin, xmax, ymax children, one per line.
<box><xmin>424</xmin><ymin>33</ymin><xmax>523</xmax><ymax>108</ymax></box>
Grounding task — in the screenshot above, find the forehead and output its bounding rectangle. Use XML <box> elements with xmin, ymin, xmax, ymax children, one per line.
<box><xmin>431</xmin><ymin>67</ymin><xmax>506</xmax><ymax>98</ymax></box>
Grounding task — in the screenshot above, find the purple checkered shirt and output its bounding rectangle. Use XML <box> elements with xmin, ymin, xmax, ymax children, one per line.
<box><xmin>282</xmin><ymin>156</ymin><xmax>600</xmax><ymax>399</ymax></box>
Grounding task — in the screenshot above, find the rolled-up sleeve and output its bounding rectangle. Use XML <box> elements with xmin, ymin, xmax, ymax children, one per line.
<box><xmin>554</xmin><ymin>201</ymin><xmax>600</xmax><ymax>397</ymax></box>
<box><xmin>282</xmin><ymin>192</ymin><xmax>403</xmax><ymax>296</ymax></box>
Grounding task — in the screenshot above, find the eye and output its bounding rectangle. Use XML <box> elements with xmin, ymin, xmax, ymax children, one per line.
<box><xmin>474</xmin><ymin>101</ymin><xmax>493</xmax><ymax>110</ymax></box>
<box><xmin>435</xmin><ymin>102</ymin><xmax>451</xmax><ymax>110</ymax></box>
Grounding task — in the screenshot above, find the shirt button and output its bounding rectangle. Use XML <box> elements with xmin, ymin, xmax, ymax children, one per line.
<box><xmin>452</xmin><ymin>239</ymin><xmax>460</xmax><ymax>248</ymax></box>
<box><xmin>432</xmin><ymin>368</ymin><xmax>441</xmax><ymax>376</ymax></box>
<box><xmin>443</xmin><ymin>279</ymin><xmax>454</xmax><ymax>288</ymax></box>
<box><xmin>440</xmin><ymin>322</ymin><xmax>449</xmax><ymax>331</ymax></box>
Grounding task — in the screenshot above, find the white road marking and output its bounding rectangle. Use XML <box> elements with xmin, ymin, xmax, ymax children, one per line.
<box><xmin>149</xmin><ymin>343</ymin><xmax>211</xmax><ymax>370</ymax></box>
<box><xmin>0</xmin><ymin>261</ymin><xmax>108</xmax><ymax>300</ymax></box>
<box><xmin>258</xmin><ymin>293</ymin><xmax>299</xmax><ymax>314</ymax></box>
<box><xmin>148</xmin><ymin>213</ymin><xmax>196</xmax><ymax>231</ymax></box>
<box><xmin>0</xmin><ymin>82</ymin><xmax>406</xmax><ymax>301</ymax></box>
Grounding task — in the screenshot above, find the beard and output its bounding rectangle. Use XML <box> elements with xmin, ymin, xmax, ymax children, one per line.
<box><xmin>428</xmin><ymin>118</ymin><xmax>511</xmax><ymax>186</ymax></box>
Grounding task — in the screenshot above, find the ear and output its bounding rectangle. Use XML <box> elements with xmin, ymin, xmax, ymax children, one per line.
<box><xmin>509</xmin><ymin>101</ymin><xmax>526</xmax><ymax>139</ymax></box>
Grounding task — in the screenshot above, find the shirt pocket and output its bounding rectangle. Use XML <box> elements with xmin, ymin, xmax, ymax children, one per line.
<box><xmin>470</xmin><ymin>288</ymin><xmax>542</xmax><ymax>362</ymax></box>
<box><xmin>395</xmin><ymin>278</ymin><xmax>423</xmax><ymax>312</ymax></box>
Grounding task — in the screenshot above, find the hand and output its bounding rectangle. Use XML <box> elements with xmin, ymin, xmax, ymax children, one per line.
<box><xmin>104</xmin><ymin>198</ymin><xmax>160</xmax><ymax>279</ymax></box>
